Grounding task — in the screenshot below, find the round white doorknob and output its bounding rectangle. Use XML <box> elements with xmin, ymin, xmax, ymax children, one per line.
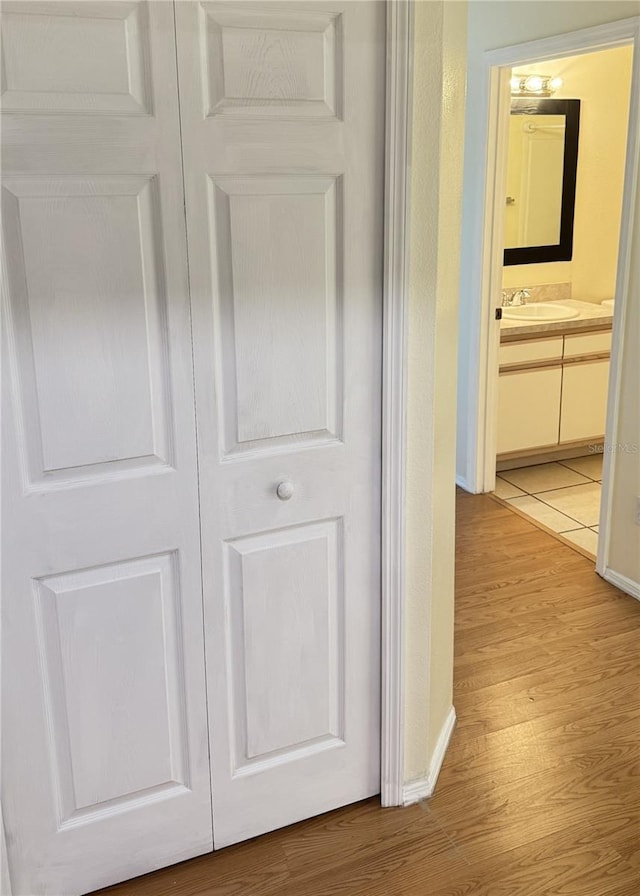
<box><xmin>276</xmin><ymin>480</ymin><xmax>294</xmax><ymax>501</ymax></box>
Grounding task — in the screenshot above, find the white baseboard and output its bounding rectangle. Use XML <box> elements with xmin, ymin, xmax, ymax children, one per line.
<box><xmin>602</xmin><ymin>568</ymin><xmax>640</xmax><ymax>601</ymax></box>
<box><xmin>455</xmin><ymin>473</ymin><xmax>470</xmax><ymax>492</ymax></box>
<box><xmin>402</xmin><ymin>706</ymin><xmax>456</xmax><ymax>806</ymax></box>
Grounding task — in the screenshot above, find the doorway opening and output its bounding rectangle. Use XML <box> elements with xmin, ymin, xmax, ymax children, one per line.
<box><xmin>493</xmin><ymin>44</ymin><xmax>633</xmax><ymax>562</ymax></box>
<box><xmin>473</xmin><ymin>19</ymin><xmax>640</xmax><ymax>586</ymax></box>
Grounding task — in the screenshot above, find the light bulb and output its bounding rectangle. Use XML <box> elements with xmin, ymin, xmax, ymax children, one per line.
<box><xmin>510</xmin><ymin>76</ymin><xmax>522</xmax><ymax>93</ymax></box>
<box><xmin>550</xmin><ymin>77</ymin><xmax>563</xmax><ymax>91</ymax></box>
<box><xmin>525</xmin><ymin>75</ymin><xmax>544</xmax><ymax>93</ymax></box>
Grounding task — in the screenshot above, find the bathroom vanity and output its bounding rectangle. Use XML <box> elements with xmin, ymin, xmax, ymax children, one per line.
<box><xmin>497</xmin><ymin>299</ymin><xmax>613</xmax><ymax>458</ymax></box>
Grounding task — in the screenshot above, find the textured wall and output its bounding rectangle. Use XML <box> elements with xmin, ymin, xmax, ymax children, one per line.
<box><xmin>404</xmin><ymin>0</ymin><xmax>468</xmax><ymax>782</ymax></box>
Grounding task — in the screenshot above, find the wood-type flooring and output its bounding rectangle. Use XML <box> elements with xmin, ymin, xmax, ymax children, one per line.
<box><xmin>99</xmin><ymin>492</ymin><xmax>640</xmax><ymax>896</ymax></box>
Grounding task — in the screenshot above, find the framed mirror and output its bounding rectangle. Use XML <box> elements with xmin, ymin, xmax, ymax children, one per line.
<box><xmin>504</xmin><ymin>98</ymin><xmax>580</xmax><ymax>266</ymax></box>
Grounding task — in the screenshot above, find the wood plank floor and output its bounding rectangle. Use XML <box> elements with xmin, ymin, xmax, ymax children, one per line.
<box><xmin>99</xmin><ymin>492</ymin><xmax>640</xmax><ymax>896</ymax></box>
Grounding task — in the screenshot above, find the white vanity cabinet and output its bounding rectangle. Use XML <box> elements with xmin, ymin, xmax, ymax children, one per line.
<box><xmin>497</xmin><ymin>365</ymin><xmax>562</xmax><ymax>453</ymax></box>
<box><xmin>497</xmin><ymin>328</ymin><xmax>611</xmax><ymax>457</ymax></box>
<box><xmin>559</xmin><ymin>358</ymin><xmax>610</xmax><ymax>442</ymax></box>
<box><xmin>497</xmin><ymin>336</ymin><xmax>563</xmax><ymax>454</ymax></box>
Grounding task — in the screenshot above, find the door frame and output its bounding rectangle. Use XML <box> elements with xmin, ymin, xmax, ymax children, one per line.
<box><xmin>463</xmin><ymin>18</ymin><xmax>640</xmax><ymax>578</ymax></box>
<box><xmin>380</xmin><ymin>0</ymin><xmax>413</xmax><ymax>807</ymax></box>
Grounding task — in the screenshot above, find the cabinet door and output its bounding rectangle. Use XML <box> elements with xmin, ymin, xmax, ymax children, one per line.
<box><xmin>560</xmin><ymin>359</ymin><xmax>610</xmax><ymax>443</ymax></box>
<box><xmin>497</xmin><ymin>366</ymin><xmax>562</xmax><ymax>454</ymax></box>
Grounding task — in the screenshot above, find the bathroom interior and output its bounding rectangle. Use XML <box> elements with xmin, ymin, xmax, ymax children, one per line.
<box><xmin>491</xmin><ymin>44</ymin><xmax>634</xmax><ymax>560</ymax></box>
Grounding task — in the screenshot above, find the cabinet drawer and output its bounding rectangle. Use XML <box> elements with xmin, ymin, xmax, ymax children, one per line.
<box><xmin>499</xmin><ymin>336</ymin><xmax>563</xmax><ymax>367</ymax></box>
<box><xmin>564</xmin><ymin>331</ymin><xmax>612</xmax><ymax>358</ymax></box>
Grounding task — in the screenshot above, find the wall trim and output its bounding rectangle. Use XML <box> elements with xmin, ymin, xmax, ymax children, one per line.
<box><xmin>601</xmin><ymin>569</ymin><xmax>640</xmax><ymax>602</ymax></box>
<box><xmin>402</xmin><ymin>706</ymin><xmax>457</xmax><ymax>806</ymax></box>
<box><xmin>381</xmin><ymin>0</ymin><xmax>414</xmax><ymax>808</ymax></box>
<box><xmin>464</xmin><ymin>16</ymin><xmax>640</xmax><ymax>496</ymax></box>
<box><xmin>455</xmin><ymin>473</ymin><xmax>470</xmax><ymax>491</ymax></box>
<box><xmin>402</xmin><ymin>778</ymin><xmax>432</xmax><ymax>807</ymax></box>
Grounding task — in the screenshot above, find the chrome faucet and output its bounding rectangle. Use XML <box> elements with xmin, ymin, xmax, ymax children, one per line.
<box><xmin>502</xmin><ymin>288</ymin><xmax>531</xmax><ymax>307</ymax></box>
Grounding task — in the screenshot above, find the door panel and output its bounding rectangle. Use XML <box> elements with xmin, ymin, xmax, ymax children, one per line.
<box><xmin>1</xmin><ymin>4</ymin><xmax>212</xmax><ymax>894</ymax></box>
<box><xmin>0</xmin><ymin>1</ymin><xmax>151</xmax><ymax>114</ymax></box>
<box><xmin>175</xmin><ymin>0</ymin><xmax>384</xmax><ymax>847</ymax></box>
<box><xmin>226</xmin><ymin>520</ymin><xmax>343</xmax><ymax>765</ymax></box>
<box><xmin>210</xmin><ymin>174</ymin><xmax>342</xmax><ymax>453</ymax></box>
<box><xmin>34</xmin><ymin>553</ymin><xmax>189</xmax><ymax>819</ymax></box>
<box><xmin>200</xmin><ymin>4</ymin><xmax>341</xmax><ymax>119</ymax></box>
<box><xmin>2</xmin><ymin>176</ymin><xmax>172</xmax><ymax>482</ymax></box>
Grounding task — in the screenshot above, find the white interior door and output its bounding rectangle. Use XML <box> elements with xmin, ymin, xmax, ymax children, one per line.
<box><xmin>1</xmin><ymin>3</ymin><xmax>212</xmax><ymax>894</ymax></box>
<box><xmin>175</xmin><ymin>0</ymin><xmax>385</xmax><ymax>847</ymax></box>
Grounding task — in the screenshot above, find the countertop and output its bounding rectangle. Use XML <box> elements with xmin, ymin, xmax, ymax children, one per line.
<box><xmin>500</xmin><ymin>299</ymin><xmax>613</xmax><ymax>340</ymax></box>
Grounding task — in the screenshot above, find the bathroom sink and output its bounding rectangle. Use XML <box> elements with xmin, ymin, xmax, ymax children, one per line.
<box><xmin>502</xmin><ymin>303</ymin><xmax>580</xmax><ymax>321</ymax></box>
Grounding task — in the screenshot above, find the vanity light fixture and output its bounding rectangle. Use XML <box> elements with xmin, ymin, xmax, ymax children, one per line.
<box><xmin>510</xmin><ymin>74</ymin><xmax>563</xmax><ymax>96</ymax></box>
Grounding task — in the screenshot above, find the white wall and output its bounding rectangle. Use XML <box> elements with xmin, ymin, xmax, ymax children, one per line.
<box><xmin>404</xmin><ymin>0</ymin><xmax>467</xmax><ymax>785</ymax></box>
<box><xmin>457</xmin><ymin>1</ymin><xmax>640</xmax><ymax>493</ymax></box>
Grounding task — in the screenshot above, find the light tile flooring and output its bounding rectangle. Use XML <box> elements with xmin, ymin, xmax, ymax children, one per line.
<box><xmin>494</xmin><ymin>454</ymin><xmax>603</xmax><ymax>558</ymax></box>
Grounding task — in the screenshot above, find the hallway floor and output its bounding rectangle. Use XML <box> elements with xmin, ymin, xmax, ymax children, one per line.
<box><xmin>97</xmin><ymin>492</ymin><xmax>640</xmax><ymax>896</ymax></box>
<box><xmin>494</xmin><ymin>454</ymin><xmax>603</xmax><ymax>559</ymax></box>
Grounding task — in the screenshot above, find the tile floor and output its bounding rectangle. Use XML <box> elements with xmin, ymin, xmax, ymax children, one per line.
<box><xmin>494</xmin><ymin>454</ymin><xmax>603</xmax><ymax>558</ymax></box>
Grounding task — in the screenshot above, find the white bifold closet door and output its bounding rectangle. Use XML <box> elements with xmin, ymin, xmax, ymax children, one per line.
<box><xmin>1</xmin><ymin>0</ymin><xmax>384</xmax><ymax>892</ymax></box>
<box><xmin>0</xmin><ymin>3</ymin><xmax>212</xmax><ymax>895</ymax></box>
<box><xmin>174</xmin><ymin>0</ymin><xmax>385</xmax><ymax>848</ymax></box>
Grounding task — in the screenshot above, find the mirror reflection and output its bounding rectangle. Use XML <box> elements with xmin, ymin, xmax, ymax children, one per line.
<box><xmin>505</xmin><ymin>113</ymin><xmax>566</xmax><ymax>248</ymax></box>
<box><xmin>504</xmin><ymin>98</ymin><xmax>580</xmax><ymax>266</ymax></box>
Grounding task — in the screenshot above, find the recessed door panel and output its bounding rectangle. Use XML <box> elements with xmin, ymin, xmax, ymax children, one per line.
<box><xmin>200</xmin><ymin>4</ymin><xmax>342</xmax><ymax>119</ymax></box>
<box><xmin>226</xmin><ymin>521</ymin><xmax>344</xmax><ymax>767</ymax></box>
<box><xmin>3</xmin><ymin>177</ymin><xmax>172</xmax><ymax>485</ymax></box>
<box><xmin>35</xmin><ymin>554</ymin><xmax>189</xmax><ymax>822</ymax></box>
<box><xmin>210</xmin><ymin>176</ymin><xmax>342</xmax><ymax>454</ymax></box>
<box><xmin>0</xmin><ymin>1</ymin><xmax>151</xmax><ymax>113</ymax></box>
